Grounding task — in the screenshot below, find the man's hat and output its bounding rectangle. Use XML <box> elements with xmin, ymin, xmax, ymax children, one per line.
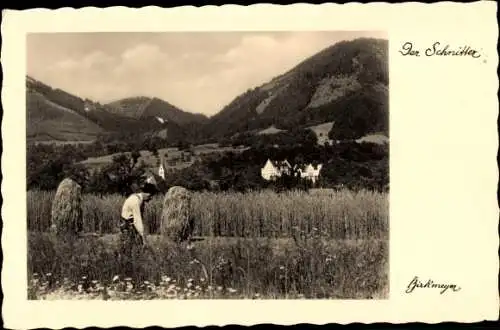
<box><xmin>142</xmin><ymin>182</ymin><xmax>159</xmax><ymax>195</ymax></box>
<box><xmin>142</xmin><ymin>175</ymin><xmax>159</xmax><ymax>194</ymax></box>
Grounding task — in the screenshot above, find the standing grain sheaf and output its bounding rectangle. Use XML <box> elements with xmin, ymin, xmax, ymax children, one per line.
<box><xmin>51</xmin><ymin>178</ymin><xmax>83</xmax><ymax>237</ymax></box>
<box><xmin>161</xmin><ymin>186</ymin><xmax>194</xmax><ymax>242</ymax></box>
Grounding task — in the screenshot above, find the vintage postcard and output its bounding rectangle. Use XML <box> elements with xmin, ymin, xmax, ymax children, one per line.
<box><xmin>1</xmin><ymin>2</ymin><xmax>498</xmax><ymax>329</ymax></box>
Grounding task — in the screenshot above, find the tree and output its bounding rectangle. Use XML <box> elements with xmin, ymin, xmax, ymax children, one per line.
<box><xmin>98</xmin><ymin>153</ymin><xmax>146</xmax><ymax>196</ymax></box>
<box><xmin>131</xmin><ymin>150</ymin><xmax>141</xmax><ymax>164</ymax></box>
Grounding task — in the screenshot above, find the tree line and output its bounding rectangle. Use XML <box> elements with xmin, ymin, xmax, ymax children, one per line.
<box><xmin>27</xmin><ymin>138</ymin><xmax>388</xmax><ymax>195</ymax></box>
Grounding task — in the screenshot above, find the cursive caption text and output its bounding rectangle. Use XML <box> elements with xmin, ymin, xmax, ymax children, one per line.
<box><xmin>399</xmin><ymin>42</ymin><xmax>481</xmax><ymax>58</ymax></box>
<box><xmin>405</xmin><ymin>276</ymin><xmax>461</xmax><ymax>294</ymax></box>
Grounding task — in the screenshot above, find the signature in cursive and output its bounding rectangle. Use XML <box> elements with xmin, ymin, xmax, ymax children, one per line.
<box><xmin>405</xmin><ymin>276</ymin><xmax>461</xmax><ymax>294</ymax></box>
<box><xmin>399</xmin><ymin>41</ymin><xmax>481</xmax><ymax>58</ymax></box>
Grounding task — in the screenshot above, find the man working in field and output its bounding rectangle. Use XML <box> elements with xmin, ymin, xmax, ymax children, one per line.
<box><xmin>118</xmin><ymin>181</ymin><xmax>158</xmax><ymax>280</ymax></box>
<box><xmin>120</xmin><ymin>181</ymin><xmax>158</xmax><ymax>247</ymax></box>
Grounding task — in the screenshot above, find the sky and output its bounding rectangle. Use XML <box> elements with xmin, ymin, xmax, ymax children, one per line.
<box><xmin>27</xmin><ymin>31</ymin><xmax>386</xmax><ymax>116</ymax></box>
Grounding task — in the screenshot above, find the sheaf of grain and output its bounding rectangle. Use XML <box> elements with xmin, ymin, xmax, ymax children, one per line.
<box><xmin>160</xmin><ymin>186</ymin><xmax>194</xmax><ymax>242</ymax></box>
<box><xmin>50</xmin><ymin>178</ymin><xmax>83</xmax><ymax>237</ymax></box>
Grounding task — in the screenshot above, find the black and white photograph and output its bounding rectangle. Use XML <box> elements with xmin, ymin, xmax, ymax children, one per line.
<box><xmin>26</xmin><ymin>31</ymin><xmax>390</xmax><ymax>300</ymax></box>
<box><xmin>2</xmin><ymin>2</ymin><xmax>499</xmax><ymax>328</ymax></box>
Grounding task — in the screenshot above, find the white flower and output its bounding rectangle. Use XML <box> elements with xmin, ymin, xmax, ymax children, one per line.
<box><xmin>112</xmin><ymin>275</ymin><xmax>120</xmax><ymax>282</ymax></box>
<box><xmin>166</xmin><ymin>289</ymin><xmax>177</xmax><ymax>298</ymax></box>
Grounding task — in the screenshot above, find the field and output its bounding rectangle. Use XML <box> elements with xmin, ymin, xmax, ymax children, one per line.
<box><xmin>307</xmin><ymin>121</ymin><xmax>335</xmax><ymax>146</ymax></box>
<box><xmin>80</xmin><ymin>144</ymin><xmax>248</xmax><ymax>170</ymax></box>
<box><xmin>27</xmin><ymin>188</ymin><xmax>389</xmax><ymax>300</ymax></box>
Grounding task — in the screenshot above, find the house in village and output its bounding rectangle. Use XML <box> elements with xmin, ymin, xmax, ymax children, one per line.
<box><xmin>261</xmin><ymin>158</ymin><xmax>323</xmax><ymax>184</ymax></box>
<box><xmin>261</xmin><ymin>159</ymin><xmax>292</xmax><ymax>181</ymax></box>
<box><xmin>296</xmin><ymin>163</ymin><xmax>323</xmax><ymax>184</ymax></box>
<box><xmin>83</xmin><ymin>99</ymin><xmax>96</xmax><ymax>112</ymax></box>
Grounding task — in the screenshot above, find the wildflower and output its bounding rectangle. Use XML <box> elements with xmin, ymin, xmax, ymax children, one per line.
<box><xmin>279</xmin><ymin>266</ymin><xmax>285</xmax><ymax>270</ymax></box>
<box><xmin>81</xmin><ymin>276</ymin><xmax>87</xmax><ymax>280</ymax></box>
<box><xmin>200</xmin><ymin>277</ymin><xmax>206</xmax><ymax>282</ymax></box>
<box><xmin>91</xmin><ymin>280</ymin><xmax>99</xmax><ymax>284</ymax></box>
<box><xmin>217</xmin><ymin>286</ymin><xmax>223</xmax><ymax>291</ymax></box>
<box><xmin>188</xmin><ymin>278</ymin><xmax>194</xmax><ymax>282</ymax></box>
<box><xmin>195</xmin><ymin>285</ymin><xmax>201</xmax><ymax>291</ymax></box>
<box><xmin>112</xmin><ymin>275</ymin><xmax>120</xmax><ymax>282</ymax></box>
<box><xmin>228</xmin><ymin>288</ymin><xmax>237</xmax><ymax>293</ymax></box>
<box><xmin>207</xmin><ymin>285</ymin><xmax>213</xmax><ymax>291</ymax></box>
<box><xmin>165</xmin><ymin>288</ymin><xmax>177</xmax><ymax>298</ymax></box>
<box><xmin>187</xmin><ymin>282</ymin><xmax>193</xmax><ymax>288</ymax></box>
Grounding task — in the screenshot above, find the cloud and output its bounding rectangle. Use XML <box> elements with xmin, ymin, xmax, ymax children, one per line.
<box><xmin>27</xmin><ymin>32</ymin><xmax>384</xmax><ymax>115</ymax></box>
<box><xmin>51</xmin><ymin>58</ymin><xmax>79</xmax><ymax>71</ymax></box>
<box><xmin>197</xmin><ymin>33</ymin><xmax>339</xmax><ymax>110</ymax></box>
<box><xmin>82</xmin><ymin>51</ymin><xmax>116</xmax><ymax>70</ymax></box>
<box><xmin>120</xmin><ymin>43</ymin><xmax>167</xmax><ymax>69</ymax></box>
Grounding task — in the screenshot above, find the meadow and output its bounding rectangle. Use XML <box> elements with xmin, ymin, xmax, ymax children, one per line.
<box><xmin>27</xmin><ymin>188</ymin><xmax>389</xmax><ymax>300</ymax></box>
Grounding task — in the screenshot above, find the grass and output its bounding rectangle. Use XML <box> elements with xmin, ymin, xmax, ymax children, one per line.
<box><xmin>27</xmin><ymin>188</ymin><xmax>389</xmax><ymax>300</ymax></box>
<box><xmin>28</xmin><ymin>189</ymin><xmax>389</xmax><ymax>239</ymax></box>
<box><xmin>356</xmin><ymin>133</ymin><xmax>389</xmax><ymax>145</ymax></box>
<box><xmin>28</xmin><ymin>233</ymin><xmax>388</xmax><ymax>300</ymax></box>
<box><xmin>307</xmin><ymin>121</ymin><xmax>335</xmax><ymax>145</ymax></box>
<box><xmin>79</xmin><ymin>144</ymin><xmax>247</xmax><ymax>170</ymax></box>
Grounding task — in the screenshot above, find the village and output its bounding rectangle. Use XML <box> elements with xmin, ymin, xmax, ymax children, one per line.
<box><xmin>260</xmin><ymin>159</ymin><xmax>323</xmax><ymax>184</ymax></box>
<box><xmin>150</xmin><ymin>156</ymin><xmax>323</xmax><ymax>188</ymax></box>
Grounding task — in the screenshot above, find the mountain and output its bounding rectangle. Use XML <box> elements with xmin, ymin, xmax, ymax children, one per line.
<box><xmin>26</xmin><ymin>77</ymin><xmax>104</xmax><ymax>141</ymax></box>
<box><xmin>202</xmin><ymin>37</ymin><xmax>389</xmax><ymax>141</ymax></box>
<box><xmin>26</xmin><ymin>37</ymin><xmax>388</xmax><ymax>144</ymax></box>
<box><xmin>106</xmin><ymin>96</ymin><xmax>208</xmax><ymax>125</ymax></box>
<box><xmin>26</xmin><ymin>76</ymin><xmax>197</xmax><ymax>143</ymax></box>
